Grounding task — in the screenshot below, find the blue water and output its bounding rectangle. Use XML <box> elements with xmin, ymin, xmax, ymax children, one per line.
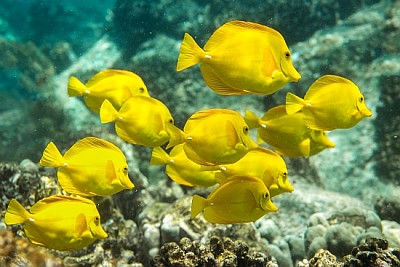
<box><xmin>0</xmin><ymin>1</ymin><xmax>399</xmax><ymax>266</ymax></box>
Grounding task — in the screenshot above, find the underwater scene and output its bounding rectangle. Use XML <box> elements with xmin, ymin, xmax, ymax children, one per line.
<box><xmin>1</xmin><ymin>0</ymin><xmax>400</xmax><ymax>266</ymax></box>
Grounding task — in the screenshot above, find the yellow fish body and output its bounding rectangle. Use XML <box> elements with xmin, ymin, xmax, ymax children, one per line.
<box><xmin>191</xmin><ymin>175</ymin><xmax>278</xmax><ymax>224</ymax></box>
<box><xmin>5</xmin><ymin>195</ymin><xmax>108</xmax><ymax>251</ymax></box>
<box><xmin>150</xmin><ymin>145</ymin><xmax>217</xmax><ymax>187</ymax></box>
<box><xmin>100</xmin><ymin>96</ymin><xmax>174</xmax><ymax>147</ymax></box>
<box><xmin>68</xmin><ymin>69</ymin><xmax>150</xmax><ymax>113</ymax></box>
<box><xmin>244</xmin><ymin>106</ymin><xmax>336</xmax><ymax>157</ymax></box>
<box><xmin>39</xmin><ymin>137</ymin><xmax>134</xmax><ymax>197</ymax></box>
<box><xmin>167</xmin><ymin>109</ymin><xmax>259</xmax><ymax>165</ymax></box>
<box><xmin>214</xmin><ymin>147</ymin><xmax>293</xmax><ymax>197</ymax></box>
<box><xmin>176</xmin><ymin>20</ymin><xmax>301</xmax><ymax>95</ymax></box>
<box><xmin>286</xmin><ymin>75</ymin><xmax>372</xmax><ymax>131</ymax></box>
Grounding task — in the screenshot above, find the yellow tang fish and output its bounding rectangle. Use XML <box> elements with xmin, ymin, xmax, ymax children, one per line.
<box><xmin>68</xmin><ymin>69</ymin><xmax>150</xmax><ymax>113</ymax></box>
<box><xmin>166</xmin><ymin>109</ymin><xmax>259</xmax><ymax>165</ymax></box>
<box><xmin>150</xmin><ymin>145</ymin><xmax>217</xmax><ymax>187</ymax></box>
<box><xmin>39</xmin><ymin>137</ymin><xmax>134</xmax><ymax>197</ymax></box>
<box><xmin>176</xmin><ymin>20</ymin><xmax>301</xmax><ymax>95</ymax></box>
<box><xmin>245</xmin><ymin>106</ymin><xmax>335</xmax><ymax>157</ymax></box>
<box><xmin>213</xmin><ymin>147</ymin><xmax>293</xmax><ymax>197</ymax></box>
<box><xmin>191</xmin><ymin>175</ymin><xmax>278</xmax><ymax>224</ymax></box>
<box><xmin>286</xmin><ymin>75</ymin><xmax>372</xmax><ymax>131</ymax></box>
<box><xmin>100</xmin><ymin>96</ymin><xmax>174</xmax><ymax>147</ymax></box>
<box><xmin>4</xmin><ymin>195</ymin><xmax>108</xmax><ymax>251</ymax></box>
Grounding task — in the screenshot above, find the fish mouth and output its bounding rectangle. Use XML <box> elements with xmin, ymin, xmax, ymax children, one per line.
<box><xmin>280</xmin><ymin>57</ymin><xmax>301</xmax><ymax>82</ymax></box>
<box><xmin>279</xmin><ymin>60</ymin><xmax>288</xmax><ymax>78</ymax></box>
<box><xmin>356</xmin><ymin>102</ymin><xmax>372</xmax><ymax>117</ymax></box>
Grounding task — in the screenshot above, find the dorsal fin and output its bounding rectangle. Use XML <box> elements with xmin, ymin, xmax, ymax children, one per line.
<box><xmin>30</xmin><ymin>195</ymin><xmax>93</xmax><ymax>213</ymax></box>
<box><xmin>86</xmin><ymin>69</ymin><xmax>140</xmax><ymax>87</ymax></box>
<box><xmin>64</xmin><ymin>137</ymin><xmax>121</xmax><ymax>159</ymax></box>
<box><xmin>305</xmin><ymin>75</ymin><xmax>353</xmax><ymax>100</ymax></box>
<box><xmin>184</xmin><ymin>109</ymin><xmax>238</xmax><ymax>132</ymax></box>
<box><xmin>205</xmin><ymin>20</ymin><xmax>282</xmax><ymax>51</ymax></box>
<box><xmin>262</xmin><ymin>105</ymin><xmax>286</xmax><ymax>121</ymax></box>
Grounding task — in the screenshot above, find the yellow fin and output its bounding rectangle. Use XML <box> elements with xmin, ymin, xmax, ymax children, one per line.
<box><xmin>184</xmin><ymin>144</ymin><xmax>213</xmax><ymax>165</ymax></box>
<box><xmin>67</xmin><ymin>76</ymin><xmax>87</xmax><ymax>97</ymax></box>
<box><xmin>75</xmin><ymin>213</ymin><xmax>88</xmax><ymax>237</ymax></box>
<box><xmin>305</xmin><ymin>75</ymin><xmax>353</xmax><ymax>101</ymax></box>
<box><xmin>200</xmin><ymin>64</ymin><xmax>248</xmax><ymax>95</ymax></box>
<box><xmin>204</xmin><ymin>20</ymin><xmax>282</xmax><ymax>51</ymax></box>
<box><xmin>262</xmin><ymin>105</ymin><xmax>286</xmax><ymax>121</ymax></box>
<box><xmin>105</xmin><ymin>160</ymin><xmax>118</xmax><ymax>184</ymax></box>
<box><xmin>30</xmin><ymin>195</ymin><xmax>94</xmax><ymax>214</ymax></box>
<box><xmin>100</xmin><ymin>99</ymin><xmax>119</xmax><ymax>124</ymax></box>
<box><xmin>188</xmin><ymin>109</ymin><xmax>236</xmax><ymax>123</ymax></box>
<box><xmin>176</xmin><ymin>33</ymin><xmax>205</xmax><ymax>71</ymax></box>
<box><xmin>166</xmin><ymin>166</ymin><xmax>194</xmax><ymax>187</ymax></box>
<box><xmin>263</xmin><ymin>47</ymin><xmax>278</xmax><ymax>77</ymax></box>
<box><xmin>306</xmin><ymin>75</ymin><xmax>352</xmax><ymax>99</ymax></box>
<box><xmin>299</xmin><ymin>138</ymin><xmax>311</xmax><ymax>157</ymax></box>
<box><xmin>257</xmin><ymin>132</ymin><xmax>264</xmax><ymax>144</ymax></box>
<box><xmin>286</xmin><ymin>92</ymin><xmax>306</xmax><ymax>115</ymax></box>
<box><xmin>191</xmin><ymin>194</ymin><xmax>206</xmax><ymax>219</ymax></box>
<box><xmin>150</xmin><ymin>147</ymin><xmax>170</xmax><ymax>165</ymax></box>
<box><xmin>5</xmin><ymin>199</ymin><xmax>29</xmax><ymax>225</ymax></box>
<box><xmin>226</xmin><ymin>120</ymin><xmax>239</xmax><ymax>148</ymax></box>
<box><xmin>165</xmin><ymin>124</ymin><xmax>185</xmax><ymax>149</ymax></box>
<box><xmin>39</xmin><ymin>142</ymin><xmax>66</xmax><ymax>168</ymax></box>
<box><xmin>83</xmin><ymin>95</ymin><xmax>103</xmax><ymax>113</ymax></box>
<box><xmin>244</xmin><ymin>110</ymin><xmax>260</xmax><ymax>129</ymax></box>
<box><xmin>85</xmin><ymin>69</ymin><xmax>137</xmax><ymax>87</ymax></box>
<box><xmin>64</xmin><ymin>137</ymin><xmax>121</xmax><ymax>159</ymax></box>
<box><xmin>214</xmin><ymin>171</ymin><xmax>227</xmax><ymax>184</ymax></box>
<box><xmin>57</xmin><ymin>169</ymin><xmax>90</xmax><ymax>196</ymax></box>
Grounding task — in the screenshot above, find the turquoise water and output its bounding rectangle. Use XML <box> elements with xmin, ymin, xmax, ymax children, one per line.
<box><xmin>0</xmin><ymin>1</ymin><xmax>399</xmax><ymax>266</ymax></box>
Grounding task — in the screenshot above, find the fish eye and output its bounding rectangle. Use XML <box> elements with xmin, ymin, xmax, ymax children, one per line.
<box><xmin>139</xmin><ymin>87</ymin><xmax>145</xmax><ymax>93</ymax></box>
<box><xmin>263</xmin><ymin>193</ymin><xmax>269</xmax><ymax>199</ymax></box>
<box><xmin>169</xmin><ymin>118</ymin><xmax>174</xmax><ymax>124</ymax></box>
<box><xmin>359</xmin><ymin>96</ymin><xmax>364</xmax><ymax>102</ymax></box>
<box><xmin>94</xmin><ymin>216</ymin><xmax>100</xmax><ymax>225</ymax></box>
<box><xmin>123</xmin><ymin>166</ymin><xmax>128</xmax><ymax>173</ymax></box>
<box><xmin>243</xmin><ymin>126</ymin><xmax>249</xmax><ymax>134</ymax></box>
<box><xmin>282</xmin><ymin>172</ymin><xmax>287</xmax><ymax>177</ymax></box>
<box><xmin>284</xmin><ymin>51</ymin><xmax>291</xmax><ymax>59</ymax></box>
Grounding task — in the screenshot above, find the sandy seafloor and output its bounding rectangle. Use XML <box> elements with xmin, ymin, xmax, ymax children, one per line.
<box><xmin>1</xmin><ymin>0</ymin><xmax>400</xmax><ymax>266</ymax></box>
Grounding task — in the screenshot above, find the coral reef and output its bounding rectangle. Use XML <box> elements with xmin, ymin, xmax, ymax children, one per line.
<box><xmin>0</xmin><ymin>229</ymin><xmax>63</xmax><ymax>266</ymax></box>
<box><xmin>151</xmin><ymin>236</ymin><xmax>273</xmax><ymax>267</ymax></box>
<box><xmin>341</xmin><ymin>238</ymin><xmax>400</xmax><ymax>266</ymax></box>
<box><xmin>1</xmin><ymin>0</ymin><xmax>400</xmax><ymax>266</ymax></box>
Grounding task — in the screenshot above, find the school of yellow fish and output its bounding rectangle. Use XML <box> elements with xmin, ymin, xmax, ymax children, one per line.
<box><xmin>4</xmin><ymin>20</ymin><xmax>372</xmax><ymax>250</ymax></box>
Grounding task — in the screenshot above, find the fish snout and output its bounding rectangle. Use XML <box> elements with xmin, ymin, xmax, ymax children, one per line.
<box><xmin>260</xmin><ymin>195</ymin><xmax>278</xmax><ymax>212</ymax></box>
<box><xmin>289</xmin><ymin>70</ymin><xmax>301</xmax><ymax>82</ymax></box>
<box><xmin>361</xmin><ymin>108</ymin><xmax>372</xmax><ymax>117</ymax></box>
<box><xmin>97</xmin><ymin>227</ymin><xmax>108</xmax><ymax>239</ymax></box>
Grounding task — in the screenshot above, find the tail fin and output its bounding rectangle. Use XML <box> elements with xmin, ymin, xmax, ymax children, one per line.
<box><xmin>100</xmin><ymin>99</ymin><xmax>119</xmax><ymax>123</ymax></box>
<box><xmin>39</xmin><ymin>142</ymin><xmax>65</xmax><ymax>167</ymax></box>
<box><xmin>176</xmin><ymin>33</ymin><xmax>206</xmax><ymax>71</ymax></box>
<box><xmin>165</xmin><ymin>124</ymin><xmax>186</xmax><ymax>149</ymax></box>
<box><xmin>67</xmin><ymin>76</ymin><xmax>87</xmax><ymax>97</ymax></box>
<box><xmin>5</xmin><ymin>199</ymin><xmax>29</xmax><ymax>225</ymax></box>
<box><xmin>286</xmin><ymin>92</ymin><xmax>306</xmax><ymax>115</ymax></box>
<box><xmin>191</xmin><ymin>194</ymin><xmax>206</xmax><ymax>219</ymax></box>
<box><xmin>150</xmin><ymin>147</ymin><xmax>170</xmax><ymax>165</ymax></box>
<box><xmin>244</xmin><ymin>110</ymin><xmax>260</xmax><ymax>129</ymax></box>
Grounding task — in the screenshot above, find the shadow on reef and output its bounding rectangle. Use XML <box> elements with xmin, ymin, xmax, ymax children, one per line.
<box><xmin>374</xmin><ymin>75</ymin><xmax>400</xmax><ymax>186</ymax></box>
<box><xmin>151</xmin><ymin>236</ymin><xmax>400</xmax><ymax>267</ymax></box>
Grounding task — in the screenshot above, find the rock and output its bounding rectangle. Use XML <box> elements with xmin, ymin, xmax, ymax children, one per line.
<box><xmin>341</xmin><ymin>238</ymin><xmax>400</xmax><ymax>266</ymax></box>
<box><xmin>151</xmin><ymin>236</ymin><xmax>273</xmax><ymax>267</ymax></box>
